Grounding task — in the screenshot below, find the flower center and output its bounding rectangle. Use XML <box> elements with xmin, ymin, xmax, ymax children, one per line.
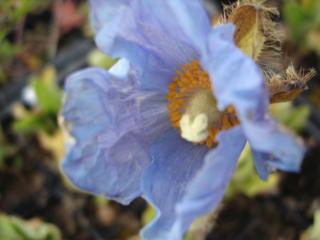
<box><xmin>167</xmin><ymin>60</ymin><xmax>239</xmax><ymax>148</ymax></box>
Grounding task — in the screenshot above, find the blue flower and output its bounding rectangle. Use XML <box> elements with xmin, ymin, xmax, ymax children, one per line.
<box><xmin>61</xmin><ymin>1</ymin><xmax>306</xmax><ymax>239</ymax></box>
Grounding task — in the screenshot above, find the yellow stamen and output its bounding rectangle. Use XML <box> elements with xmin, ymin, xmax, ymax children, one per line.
<box><xmin>167</xmin><ymin>60</ymin><xmax>239</xmax><ymax>148</ymax></box>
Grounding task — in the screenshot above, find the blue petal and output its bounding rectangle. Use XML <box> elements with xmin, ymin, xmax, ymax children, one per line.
<box><xmin>89</xmin><ymin>0</ymin><xmax>128</xmax><ymax>32</ymax></box>
<box><xmin>247</xmin><ymin>121</ymin><xmax>304</xmax><ymax>173</ymax></box>
<box><xmin>252</xmin><ymin>150</ymin><xmax>270</xmax><ymax>180</ymax></box>
<box><xmin>90</xmin><ymin>0</ymin><xmax>197</xmax><ymax>92</ymax></box>
<box><xmin>63</xmin><ymin>132</ymin><xmax>148</xmax><ymax>205</ymax></box>
<box><xmin>203</xmin><ymin>24</ymin><xmax>305</xmax><ymax>178</ymax></box>
<box><xmin>170</xmin><ymin>127</ymin><xmax>246</xmax><ymax>239</ymax></box>
<box><xmin>167</xmin><ymin>0</ymin><xmax>212</xmax><ymax>52</ymax></box>
<box><xmin>61</xmin><ymin>66</ymin><xmax>169</xmax><ymax>204</ymax></box>
<box><xmin>252</xmin><ymin>148</ymin><xmax>303</xmax><ymax>181</ymax></box>
<box><xmin>108</xmin><ymin>58</ymin><xmax>130</xmax><ymax>79</ymax></box>
<box><xmin>141</xmin><ymin>129</ymin><xmax>209</xmax><ymax>240</ymax></box>
<box><xmin>141</xmin><ymin>127</ymin><xmax>246</xmax><ymax>240</ymax></box>
<box><xmin>204</xmin><ymin>24</ymin><xmax>265</xmax><ymax>111</ymax></box>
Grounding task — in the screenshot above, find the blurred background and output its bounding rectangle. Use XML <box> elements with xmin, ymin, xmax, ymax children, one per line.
<box><xmin>0</xmin><ymin>0</ymin><xmax>320</xmax><ymax>239</ymax></box>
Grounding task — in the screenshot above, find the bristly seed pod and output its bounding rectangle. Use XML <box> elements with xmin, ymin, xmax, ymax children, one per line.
<box><xmin>229</xmin><ymin>4</ymin><xmax>267</xmax><ymax>61</ymax></box>
<box><xmin>267</xmin><ymin>66</ymin><xmax>316</xmax><ymax>103</ymax></box>
<box><xmin>217</xmin><ymin>0</ymin><xmax>316</xmax><ymax>103</ymax></box>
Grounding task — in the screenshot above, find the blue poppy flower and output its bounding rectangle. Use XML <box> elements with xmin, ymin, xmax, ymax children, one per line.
<box><xmin>61</xmin><ymin>1</ymin><xmax>307</xmax><ymax>239</ymax></box>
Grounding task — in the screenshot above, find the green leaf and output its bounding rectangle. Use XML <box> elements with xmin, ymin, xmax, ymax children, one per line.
<box><xmin>13</xmin><ymin>114</ymin><xmax>57</xmax><ymax>135</ymax></box>
<box><xmin>283</xmin><ymin>0</ymin><xmax>320</xmax><ymax>52</ymax></box>
<box><xmin>1</xmin><ymin>0</ymin><xmax>51</xmax><ymax>23</ymax></box>
<box><xmin>271</xmin><ymin>102</ymin><xmax>310</xmax><ymax>133</ymax></box>
<box><xmin>31</xmin><ymin>66</ymin><xmax>62</xmax><ymax>114</ymax></box>
<box><xmin>0</xmin><ymin>40</ymin><xmax>18</xmax><ymax>65</ymax></box>
<box><xmin>0</xmin><ymin>127</ymin><xmax>18</xmax><ymax>168</ymax></box>
<box><xmin>88</xmin><ymin>50</ymin><xmax>117</xmax><ymax>69</ymax></box>
<box><xmin>301</xmin><ymin>210</ymin><xmax>320</xmax><ymax>240</ymax></box>
<box><xmin>0</xmin><ymin>146</ymin><xmax>6</xmax><ymax>168</ymax></box>
<box><xmin>283</xmin><ymin>2</ymin><xmax>309</xmax><ymax>43</ymax></box>
<box><xmin>142</xmin><ymin>205</ymin><xmax>156</xmax><ymax>226</ymax></box>
<box><xmin>0</xmin><ymin>214</ymin><xmax>61</xmax><ymax>240</ymax></box>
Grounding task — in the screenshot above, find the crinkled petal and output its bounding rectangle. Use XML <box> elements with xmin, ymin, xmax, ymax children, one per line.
<box><xmin>170</xmin><ymin>127</ymin><xmax>246</xmax><ymax>239</ymax></box>
<box><xmin>63</xmin><ymin>132</ymin><xmax>148</xmax><ymax>205</ymax></box>
<box><xmin>108</xmin><ymin>58</ymin><xmax>130</xmax><ymax>79</ymax></box>
<box><xmin>141</xmin><ymin>127</ymin><xmax>246</xmax><ymax>240</ymax></box>
<box><xmin>204</xmin><ymin>24</ymin><xmax>265</xmax><ymax>111</ymax></box>
<box><xmin>89</xmin><ymin>0</ymin><xmax>128</xmax><ymax>32</ymax></box>
<box><xmin>252</xmin><ymin>148</ymin><xmax>302</xmax><ymax>180</ymax></box>
<box><xmin>247</xmin><ymin>121</ymin><xmax>304</xmax><ymax>173</ymax></box>
<box><xmin>203</xmin><ymin>24</ymin><xmax>305</xmax><ymax>177</ymax></box>
<box><xmin>252</xmin><ymin>150</ymin><xmax>270</xmax><ymax>180</ymax></box>
<box><xmin>90</xmin><ymin>0</ymin><xmax>197</xmax><ymax>92</ymax></box>
<box><xmin>167</xmin><ymin>0</ymin><xmax>212</xmax><ymax>52</ymax></box>
<box><xmin>141</xmin><ymin>129</ymin><xmax>209</xmax><ymax>240</ymax></box>
<box><xmin>61</xmin><ymin>66</ymin><xmax>169</xmax><ymax>204</ymax></box>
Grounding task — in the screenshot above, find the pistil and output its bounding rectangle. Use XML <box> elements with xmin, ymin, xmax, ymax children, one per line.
<box><xmin>167</xmin><ymin>60</ymin><xmax>239</xmax><ymax>147</ymax></box>
<box><xmin>180</xmin><ymin>89</ymin><xmax>221</xmax><ymax>143</ymax></box>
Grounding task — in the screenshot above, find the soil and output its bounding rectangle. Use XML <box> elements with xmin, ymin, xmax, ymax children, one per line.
<box><xmin>1</xmin><ymin>0</ymin><xmax>320</xmax><ymax>239</ymax></box>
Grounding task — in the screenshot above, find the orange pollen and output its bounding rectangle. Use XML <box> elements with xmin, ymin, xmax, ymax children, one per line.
<box><xmin>167</xmin><ymin>60</ymin><xmax>240</xmax><ymax>148</ymax></box>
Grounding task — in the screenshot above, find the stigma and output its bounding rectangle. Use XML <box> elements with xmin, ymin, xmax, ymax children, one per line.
<box><xmin>167</xmin><ymin>60</ymin><xmax>239</xmax><ymax>147</ymax></box>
